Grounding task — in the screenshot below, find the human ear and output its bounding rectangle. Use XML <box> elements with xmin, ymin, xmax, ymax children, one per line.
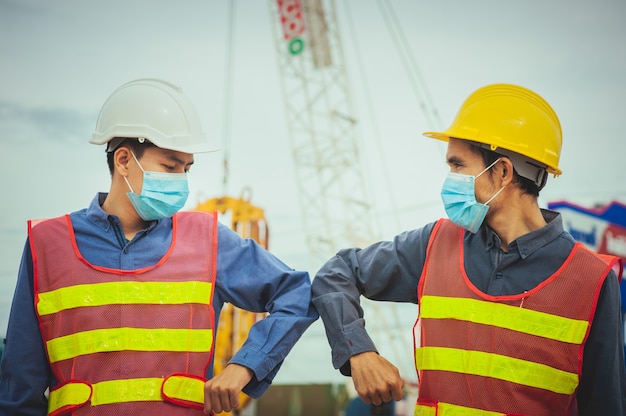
<box><xmin>114</xmin><ymin>147</ymin><xmax>131</xmax><ymax>177</ymax></box>
<box><xmin>500</xmin><ymin>157</ymin><xmax>515</xmax><ymax>185</ymax></box>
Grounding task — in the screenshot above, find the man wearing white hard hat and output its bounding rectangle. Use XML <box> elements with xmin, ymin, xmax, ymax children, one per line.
<box><xmin>0</xmin><ymin>79</ymin><xmax>318</xmax><ymax>415</ymax></box>
<box><xmin>312</xmin><ymin>84</ymin><xmax>625</xmax><ymax>415</ymax></box>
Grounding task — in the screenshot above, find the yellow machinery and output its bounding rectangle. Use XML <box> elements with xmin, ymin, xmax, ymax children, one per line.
<box><xmin>193</xmin><ymin>190</ymin><xmax>268</xmax><ymax>415</ymax></box>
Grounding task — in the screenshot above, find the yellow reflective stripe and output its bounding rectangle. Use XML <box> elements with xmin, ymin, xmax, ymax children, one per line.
<box><xmin>420</xmin><ymin>295</ymin><xmax>588</xmax><ymax>344</ymax></box>
<box><xmin>416</xmin><ymin>346</ymin><xmax>578</xmax><ymax>395</ymax></box>
<box><xmin>37</xmin><ymin>281</ymin><xmax>212</xmax><ymax>315</ymax></box>
<box><xmin>414</xmin><ymin>403</ymin><xmax>436</xmax><ymax>416</ymax></box>
<box><xmin>90</xmin><ymin>378</ymin><xmax>164</xmax><ymax>405</ymax></box>
<box><xmin>415</xmin><ymin>402</ymin><xmax>505</xmax><ymax>416</ymax></box>
<box><xmin>48</xmin><ymin>381</ymin><xmax>91</xmax><ymax>414</ymax></box>
<box><xmin>47</xmin><ymin>328</ymin><xmax>213</xmax><ymax>363</ymax></box>
<box><xmin>162</xmin><ymin>375</ymin><xmax>205</xmax><ymax>405</ymax></box>
<box><xmin>48</xmin><ymin>377</ymin><xmax>205</xmax><ymax>409</ymax></box>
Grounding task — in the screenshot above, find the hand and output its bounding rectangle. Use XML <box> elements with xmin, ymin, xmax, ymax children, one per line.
<box><xmin>203</xmin><ymin>363</ymin><xmax>253</xmax><ymax>414</ymax></box>
<box><xmin>349</xmin><ymin>351</ymin><xmax>404</xmax><ymax>405</ymax></box>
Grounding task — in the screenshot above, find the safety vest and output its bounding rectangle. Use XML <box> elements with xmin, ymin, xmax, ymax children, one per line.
<box><xmin>413</xmin><ymin>219</ymin><xmax>622</xmax><ymax>416</ymax></box>
<box><xmin>30</xmin><ymin>211</ymin><xmax>218</xmax><ymax>415</ymax></box>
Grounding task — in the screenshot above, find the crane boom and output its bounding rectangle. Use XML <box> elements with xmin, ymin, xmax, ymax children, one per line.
<box><xmin>268</xmin><ymin>0</ymin><xmax>376</xmax><ymax>265</ymax></box>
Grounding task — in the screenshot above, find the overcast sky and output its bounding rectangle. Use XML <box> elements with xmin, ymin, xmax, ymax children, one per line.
<box><xmin>1</xmin><ymin>0</ymin><xmax>625</xmax><ymax>385</ymax></box>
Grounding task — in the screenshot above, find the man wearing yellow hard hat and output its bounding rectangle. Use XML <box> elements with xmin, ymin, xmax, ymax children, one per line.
<box><xmin>312</xmin><ymin>84</ymin><xmax>625</xmax><ymax>415</ymax></box>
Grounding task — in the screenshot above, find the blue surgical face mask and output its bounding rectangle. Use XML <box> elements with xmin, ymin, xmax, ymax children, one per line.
<box><xmin>124</xmin><ymin>151</ymin><xmax>190</xmax><ymax>221</ymax></box>
<box><xmin>440</xmin><ymin>158</ymin><xmax>505</xmax><ymax>233</ymax></box>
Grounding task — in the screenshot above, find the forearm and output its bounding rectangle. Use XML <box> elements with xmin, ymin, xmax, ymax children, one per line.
<box><xmin>230</xmin><ymin>306</ymin><xmax>317</xmax><ymax>397</ymax></box>
<box><xmin>216</xmin><ymin>226</ymin><xmax>318</xmax><ymax>396</ymax></box>
<box><xmin>312</xmin><ymin>288</ymin><xmax>378</xmax><ymax>374</ymax></box>
<box><xmin>311</xmin><ymin>225</ymin><xmax>433</xmax><ymax>373</ymax></box>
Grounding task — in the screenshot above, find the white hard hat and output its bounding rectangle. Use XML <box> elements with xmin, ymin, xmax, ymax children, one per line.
<box><xmin>90</xmin><ymin>78</ymin><xmax>217</xmax><ymax>153</ymax></box>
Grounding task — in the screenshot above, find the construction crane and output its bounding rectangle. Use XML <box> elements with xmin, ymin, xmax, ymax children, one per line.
<box><xmin>267</xmin><ymin>0</ymin><xmax>376</xmax><ymax>265</ymax></box>
<box><xmin>194</xmin><ymin>2</ymin><xmax>435</xmax><ymax>411</ymax></box>
<box><xmin>266</xmin><ymin>0</ymin><xmax>418</xmax><ymax>387</ymax></box>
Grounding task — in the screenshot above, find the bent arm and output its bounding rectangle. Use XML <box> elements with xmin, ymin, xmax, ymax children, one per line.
<box><xmin>214</xmin><ymin>225</ymin><xmax>318</xmax><ymax>398</ymax></box>
<box><xmin>311</xmin><ymin>223</ymin><xmax>435</xmax><ymax>374</ymax></box>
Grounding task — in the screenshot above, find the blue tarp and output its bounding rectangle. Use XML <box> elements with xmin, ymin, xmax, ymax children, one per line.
<box><xmin>548</xmin><ymin>200</ymin><xmax>626</xmax><ymax>228</ymax></box>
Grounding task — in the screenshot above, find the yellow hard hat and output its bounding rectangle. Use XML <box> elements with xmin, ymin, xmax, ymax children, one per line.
<box><xmin>424</xmin><ymin>83</ymin><xmax>562</xmax><ymax>177</ymax></box>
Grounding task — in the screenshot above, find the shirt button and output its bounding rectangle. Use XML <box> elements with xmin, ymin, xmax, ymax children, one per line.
<box><xmin>495</xmin><ymin>272</ymin><xmax>503</xmax><ymax>279</ymax></box>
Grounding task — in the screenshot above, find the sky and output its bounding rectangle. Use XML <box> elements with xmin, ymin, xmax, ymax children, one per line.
<box><xmin>1</xmin><ymin>0</ymin><xmax>625</xmax><ymax>385</ymax></box>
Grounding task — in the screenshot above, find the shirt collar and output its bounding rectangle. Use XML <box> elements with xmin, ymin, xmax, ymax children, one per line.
<box><xmin>483</xmin><ymin>209</ymin><xmax>564</xmax><ymax>258</ymax></box>
<box><xmin>85</xmin><ymin>193</ymin><xmax>112</xmax><ymax>231</ymax></box>
<box><xmin>86</xmin><ymin>192</ymin><xmax>159</xmax><ymax>233</ymax></box>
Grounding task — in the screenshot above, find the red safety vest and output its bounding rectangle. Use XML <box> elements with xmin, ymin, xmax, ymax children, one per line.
<box><xmin>413</xmin><ymin>219</ymin><xmax>622</xmax><ymax>416</ymax></box>
<box><xmin>30</xmin><ymin>211</ymin><xmax>218</xmax><ymax>415</ymax></box>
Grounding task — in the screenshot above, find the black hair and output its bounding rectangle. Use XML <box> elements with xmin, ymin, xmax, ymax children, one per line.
<box><xmin>106</xmin><ymin>138</ymin><xmax>156</xmax><ymax>176</ymax></box>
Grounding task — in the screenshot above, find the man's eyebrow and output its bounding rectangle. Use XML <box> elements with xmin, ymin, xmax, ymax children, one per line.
<box><xmin>166</xmin><ymin>154</ymin><xmax>194</xmax><ymax>166</ymax></box>
<box><xmin>446</xmin><ymin>155</ymin><xmax>463</xmax><ymax>165</ymax></box>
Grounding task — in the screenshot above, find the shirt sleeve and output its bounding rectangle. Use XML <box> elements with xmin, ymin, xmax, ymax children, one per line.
<box><xmin>311</xmin><ymin>222</ymin><xmax>435</xmax><ymax>375</ymax></box>
<box><xmin>0</xmin><ymin>240</ymin><xmax>51</xmax><ymax>416</ymax></box>
<box><xmin>214</xmin><ymin>224</ymin><xmax>318</xmax><ymax>398</ymax></box>
<box><xmin>577</xmin><ymin>270</ymin><xmax>626</xmax><ymax>415</ymax></box>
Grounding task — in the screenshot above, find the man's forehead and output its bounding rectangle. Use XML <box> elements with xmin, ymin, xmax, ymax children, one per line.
<box><xmin>150</xmin><ymin>147</ymin><xmax>194</xmax><ymax>164</ymax></box>
<box><xmin>446</xmin><ymin>139</ymin><xmax>482</xmax><ymax>162</ymax></box>
<box><xmin>446</xmin><ymin>138</ymin><xmax>471</xmax><ymax>156</ymax></box>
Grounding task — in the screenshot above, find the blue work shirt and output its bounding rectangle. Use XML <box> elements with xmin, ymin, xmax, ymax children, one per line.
<box><xmin>0</xmin><ymin>193</ymin><xmax>318</xmax><ymax>415</ymax></box>
<box><xmin>312</xmin><ymin>210</ymin><xmax>626</xmax><ymax>416</ymax></box>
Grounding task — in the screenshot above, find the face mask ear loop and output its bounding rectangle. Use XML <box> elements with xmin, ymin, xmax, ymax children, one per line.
<box><xmin>124</xmin><ymin>176</ymin><xmax>136</xmax><ymax>194</ymax></box>
<box><xmin>129</xmin><ymin>150</ymin><xmax>146</xmax><ymax>173</ymax></box>
<box><xmin>475</xmin><ymin>157</ymin><xmax>502</xmax><ymax>179</ymax></box>
<box><xmin>485</xmin><ymin>185</ymin><xmax>506</xmax><ymax>205</ymax></box>
<box><xmin>124</xmin><ymin>150</ymin><xmax>144</xmax><ymax>194</ymax></box>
